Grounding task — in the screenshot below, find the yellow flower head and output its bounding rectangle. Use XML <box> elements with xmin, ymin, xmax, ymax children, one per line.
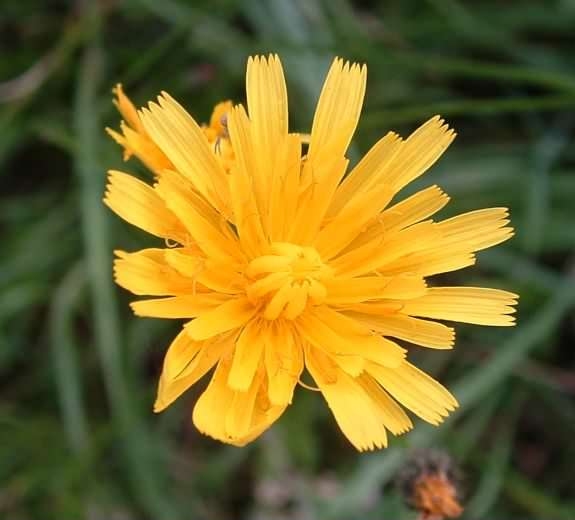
<box><xmin>104</xmin><ymin>55</ymin><xmax>517</xmax><ymax>451</ymax></box>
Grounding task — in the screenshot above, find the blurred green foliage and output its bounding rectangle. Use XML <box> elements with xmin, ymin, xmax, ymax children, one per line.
<box><xmin>1</xmin><ymin>0</ymin><xmax>575</xmax><ymax>519</ymax></box>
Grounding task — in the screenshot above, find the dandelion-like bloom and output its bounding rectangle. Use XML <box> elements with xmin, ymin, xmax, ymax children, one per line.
<box><xmin>104</xmin><ymin>55</ymin><xmax>517</xmax><ymax>450</ymax></box>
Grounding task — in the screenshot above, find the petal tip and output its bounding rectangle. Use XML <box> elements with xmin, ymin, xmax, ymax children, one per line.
<box><xmin>153</xmin><ymin>401</ymin><xmax>166</xmax><ymax>413</ymax></box>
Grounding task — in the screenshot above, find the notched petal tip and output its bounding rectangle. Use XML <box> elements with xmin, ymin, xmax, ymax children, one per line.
<box><xmin>398</xmin><ymin>421</ymin><xmax>415</xmax><ymax>436</ymax></box>
<box><xmin>357</xmin><ymin>439</ymin><xmax>387</xmax><ymax>452</ymax></box>
<box><xmin>113</xmin><ymin>250</ymin><xmax>130</xmax><ymax>262</ymax></box>
<box><xmin>430</xmin><ymin>184</ymin><xmax>451</xmax><ymax>199</ymax></box>
<box><xmin>427</xmin><ymin>114</ymin><xmax>456</xmax><ymax>136</ymax></box>
<box><xmin>143</xmin><ymin>102</ymin><xmax>159</xmax><ymax>119</ymax></box>
<box><xmin>112</xmin><ymin>82</ymin><xmax>126</xmax><ymax>98</ymax></box>
<box><xmin>157</xmin><ymin>91</ymin><xmax>178</xmax><ymax>110</ymax></box>
<box><xmin>105</xmin><ymin>126</ymin><xmax>121</xmax><ymax>139</ymax></box>
<box><xmin>129</xmin><ymin>300</ymin><xmax>142</xmax><ymax>315</ymax></box>
<box><xmin>111</xmin><ymin>83</ymin><xmax>123</xmax><ymax>105</ymax></box>
<box><xmin>106</xmin><ymin>168</ymin><xmax>126</xmax><ymax>180</ymax></box>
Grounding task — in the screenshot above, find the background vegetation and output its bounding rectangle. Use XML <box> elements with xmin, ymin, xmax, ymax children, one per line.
<box><xmin>1</xmin><ymin>0</ymin><xmax>575</xmax><ymax>518</ymax></box>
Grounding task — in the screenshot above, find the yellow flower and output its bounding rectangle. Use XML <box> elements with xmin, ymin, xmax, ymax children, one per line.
<box><xmin>104</xmin><ymin>55</ymin><xmax>517</xmax><ymax>451</ymax></box>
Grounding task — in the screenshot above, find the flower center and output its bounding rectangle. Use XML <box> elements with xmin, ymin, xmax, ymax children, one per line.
<box><xmin>245</xmin><ymin>242</ymin><xmax>332</xmax><ymax>320</ymax></box>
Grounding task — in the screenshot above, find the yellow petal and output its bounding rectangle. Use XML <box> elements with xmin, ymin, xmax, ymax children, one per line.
<box><xmin>131</xmin><ymin>293</ymin><xmax>229</xmax><ymax>319</ymax></box>
<box><xmin>162</xmin><ymin>247</ymin><xmax>204</xmax><ymax>278</ymax></box>
<box><xmin>380</xmin><ymin>116</ymin><xmax>455</xmax><ymax>193</ymax></box>
<box><xmin>346</xmin><ymin>311</ymin><xmax>455</xmax><ymax>349</ymax></box>
<box><xmin>161</xmin><ymin>328</ymin><xmax>202</xmax><ymax>381</ymax></box>
<box><xmin>114</xmin><ymin>249</ymin><xmax>197</xmax><ymax>296</ymax></box>
<box><xmin>305</xmin><ymin>345</ymin><xmax>389</xmax><ymax>451</ymax></box>
<box><xmin>154</xmin><ymin>329</ymin><xmax>233</xmax><ymax>412</ymax></box>
<box><xmin>191</xmin><ymin>360</ymin><xmax>234</xmax><ymax>442</ymax></box>
<box><xmin>342</xmin><ymin>301</ymin><xmax>404</xmax><ymax>315</ymax></box>
<box><xmin>401</xmin><ymin>287</ymin><xmax>518</xmax><ymax>326</ymax></box>
<box><xmin>378</xmin><ymin>246</ymin><xmax>476</xmax><ymax>278</ymax></box>
<box><xmin>264</xmin><ymin>323</ymin><xmax>303</xmax><ymax>405</ymax></box>
<box><xmin>227</xmin><ymin>320</ymin><xmax>265</xmax><ymax>391</ymax></box>
<box><xmin>288</xmin><ymin>156</ymin><xmax>348</xmax><ymax>245</ymax></box>
<box><xmin>111</xmin><ymin>123</ymin><xmax>173</xmax><ymax>175</ymax></box>
<box><xmin>106</xmin><ymin>127</ymin><xmax>131</xmax><ymax>160</ymax></box>
<box><xmin>113</xmin><ymin>84</ymin><xmax>144</xmax><ymax>133</ymax></box>
<box><xmin>332</xmin><ymin>221</ymin><xmax>439</xmax><ymax>278</ymax></box>
<box><xmin>104</xmin><ymin>170</ymin><xmax>187</xmax><ymax>242</ymax></box>
<box><xmin>246</xmin><ymin>55</ymin><xmax>288</xmax><ymax>147</ymax></box>
<box><xmin>296</xmin><ymin>307</ymin><xmax>406</xmax><ymax>374</ymax></box>
<box><xmin>164</xmin><ymin>248</ymin><xmax>244</xmax><ymax>295</ymax></box>
<box><xmin>328</xmin><ymin>131</ymin><xmax>403</xmax><ymax>217</ymax></box>
<box><xmin>325</xmin><ymin>274</ymin><xmax>427</xmax><ymax>304</ymax></box>
<box><xmin>316</xmin><ymin>181</ymin><xmax>395</xmax><ymax>259</ymax></box>
<box><xmin>226</xmin><ymin>105</ymin><xmax>267</xmax><ymax>256</ymax></box>
<box><xmin>224</xmin><ymin>375</ymin><xmax>261</xmax><ymax>439</ymax></box>
<box><xmin>380</xmin><ymin>185</ymin><xmax>450</xmax><ymax>233</ymax></box>
<box><xmin>192</xmin><ymin>360</ymin><xmax>286</xmax><ymax>445</ymax></box>
<box><xmin>155</xmin><ymin>169</ymin><xmax>242</xmax><ymax>263</ymax></box>
<box><xmin>308</xmin><ymin>58</ymin><xmax>367</xmax><ymax>166</ymax></box>
<box><xmin>246</xmin><ymin>55</ymin><xmax>289</xmax><ymax>229</ymax></box>
<box><xmin>140</xmin><ymin>92</ymin><xmax>230</xmax><ymax>215</ymax></box>
<box><xmin>367</xmin><ymin>360</ymin><xmax>458</xmax><ymax>425</ymax></box>
<box><xmin>436</xmin><ymin>207</ymin><xmax>513</xmax><ymax>251</ymax></box>
<box><xmin>267</xmin><ymin>134</ymin><xmax>302</xmax><ymax>241</ymax></box>
<box><xmin>155</xmin><ymin>373</ymin><xmax>197</xmax><ymax>413</ymax></box>
<box><xmin>357</xmin><ymin>375</ymin><xmax>413</xmax><ymax>435</ymax></box>
<box><xmin>230</xmin><ymin>383</ymin><xmax>287</xmax><ymax>445</ymax></box>
<box><xmin>186</xmin><ymin>297</ymin><xmax>257</xmax><ymax>340</ymax></box>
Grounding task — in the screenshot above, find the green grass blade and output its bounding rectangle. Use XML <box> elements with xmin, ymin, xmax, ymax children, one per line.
<box><xmin>73</xmin><ymin>12</ymin><xmax>179</xmax><ymax>519</ymax></box>
<box><xmin>49</xmin><ymin>262</ymin><xmax>90</xmax><ymax>453</ymax></box>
